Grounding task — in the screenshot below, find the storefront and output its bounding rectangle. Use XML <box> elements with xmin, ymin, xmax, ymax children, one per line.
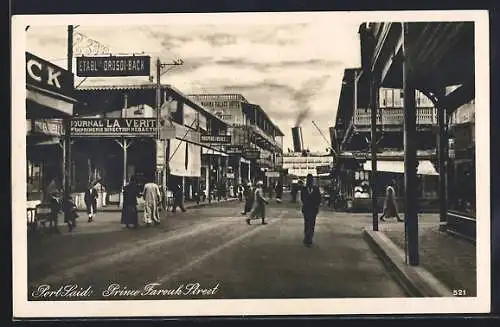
<box><xmin>26</xmin><ymin>52</ymin><xmax>76</xmax><ymax>206</ymax></box>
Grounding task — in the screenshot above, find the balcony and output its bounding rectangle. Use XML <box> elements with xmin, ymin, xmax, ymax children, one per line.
<box><xmin>353</xmin><ymin>107</ymin><xmax>437</xmax><ymax>130</ymax></box>
<box><xmin>248</xmin><ymin>124</ymin><xmax>283</xmax><ymax>151</ymax></box>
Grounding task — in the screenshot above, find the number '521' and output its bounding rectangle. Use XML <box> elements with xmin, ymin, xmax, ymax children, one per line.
<box><xmin>453</xmin><ymin>289</ymin><xmax>467</xmax><ymax>296</ymax></box>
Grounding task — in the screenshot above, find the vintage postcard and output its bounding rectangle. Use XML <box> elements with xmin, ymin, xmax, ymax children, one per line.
<box><xmin>12</xmin><ymin>10</ymin><xmax>490</xmax><ymax>318</ymax></box>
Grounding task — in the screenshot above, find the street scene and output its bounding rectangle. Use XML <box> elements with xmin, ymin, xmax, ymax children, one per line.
<box><xmin>17</xmin><ymin>11</ymin><xmax>487</xmax><ymax>314</ymax></box>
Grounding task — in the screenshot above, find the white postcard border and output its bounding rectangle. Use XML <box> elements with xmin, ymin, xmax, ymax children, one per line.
<box><xmin>12</xmin><ymin>10</ymin><xmax>491</xmax><ymax>317</ymax></box>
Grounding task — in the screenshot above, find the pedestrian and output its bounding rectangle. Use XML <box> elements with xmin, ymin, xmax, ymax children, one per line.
<box><xmin>84</xmin><ymin>182</ymin><xmax>98</xmax><ymax>223</ymax></box>
<box><xmin>379</xmin><ymin>181</ymin><xmax>404</xmax><ymax>222</ymax></box>
<box><xmin>121</xmin><ymin>176</ymin><xmax>139</xmax><ymax>229</ymax></box>
<box><xmin>246</xmin><ymin>180</ymin><xmax>268</xmax><ymax>225</ymax></box>
<box><xmin>275</xmin><ymin>180</ymin><xmax>283</xmax><ymax>203</ymax></box>
<box><xmin>241</xmin><ymin>182</ymin><xmax>254</xmax><ymax>215</ymax></box>
<box><xmin>300</xmin><ymin>174</ymin><xmax>322</xmax><ymax>247</ymax></box>
<box><xmin>172</xmin><ymin>183</ymin><xmax>186</xmax><ymax>213</ymax></box>
<box><xmin>143</xmin><ymin>177</ymin><xmax>161</xmax><ymax>226</ymax></box>
<box><xmin>63</xmin><ymin>194</ymin><xmax>78</xmax><ymax>232</ymax></box>
<box><xmin>237</xmin><ymin>183</ymin><xmax>244</xmax><ymax>202</ymax></box>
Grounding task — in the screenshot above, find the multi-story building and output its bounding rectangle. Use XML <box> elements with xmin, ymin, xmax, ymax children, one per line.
<box><xmin>70</xmin><ymin>83</ymin><xmax>231</xmax><ymax>207</ymax></box>
<box><xmin>188</xmin><ymin>94</ymin><xmax>284</xmax><ymax>187</ymax></box>
<box><xmin>333</xmin><ymin>68</ymin><xmax>440</xmax><ymax>212</ymax></box>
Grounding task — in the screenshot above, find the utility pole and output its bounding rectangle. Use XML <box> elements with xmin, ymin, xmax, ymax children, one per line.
<box><xmin>370</xmin><ymin>70</ymin><xmax>379</xmax><ymax>232</ymax></box>
<box><xmin>63</xmin><ymin>24</ymin><xmax>73</xmax><ymax>224</ymax></box>
<box><xmin>155</xmin><ymin>57</ymin><xmax>183</xmax><ymax>196</ymax></box>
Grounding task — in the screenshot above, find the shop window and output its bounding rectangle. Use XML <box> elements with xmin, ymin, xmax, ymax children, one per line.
<box><xmin>27</xmin><ymin>161</ymin><xmax>43</xmax><ymax>199</ymax></box>
<box><xmin>448</xmin><ymin>160</ymin><xmax>476</xmax><ymax>217</ymax></box>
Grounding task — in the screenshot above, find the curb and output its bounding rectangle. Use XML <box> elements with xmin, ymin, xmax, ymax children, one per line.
<box><xmin>362</xmin><ymin>228</ymin><xmax>452</xmax><ymax>298</ymax></box>
<box><xmin>77</xmin><ymin>198</ymin><xmax>239</xmax><ymax>213</ymax></box>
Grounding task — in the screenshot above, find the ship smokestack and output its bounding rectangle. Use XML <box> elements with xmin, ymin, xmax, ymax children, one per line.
<box><xmin>291</xmin><ymin>126</ymin><xmax>304</xmax><ymax>153</ymax></box>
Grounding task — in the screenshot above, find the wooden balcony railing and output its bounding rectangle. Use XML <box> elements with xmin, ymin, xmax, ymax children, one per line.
<box><xmin>354</xmin><ymin>107</ymin><xmax>437</xmax><ymax>127</ymax></box>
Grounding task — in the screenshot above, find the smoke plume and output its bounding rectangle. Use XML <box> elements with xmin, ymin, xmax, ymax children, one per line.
<box><xmin>293</xmin><ymin>75</ymin><xmax>329</xmax><ymax>126</ymax></box>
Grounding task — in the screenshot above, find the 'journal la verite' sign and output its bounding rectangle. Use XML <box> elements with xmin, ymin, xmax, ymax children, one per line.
<box><xmin>71</xmin><ymin>118</ymin><xmax>157</xmax><ymax>137</ymax></box>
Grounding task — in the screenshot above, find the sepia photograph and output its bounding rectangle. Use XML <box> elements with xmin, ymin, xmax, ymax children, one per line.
<box><xmin>12</xmin><ymin>10</ymin><xmax>490</xmax><ymax>317</ymax></box>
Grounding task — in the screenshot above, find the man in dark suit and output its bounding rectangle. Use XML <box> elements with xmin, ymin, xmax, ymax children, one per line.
<box><xmin>300</xmin><ymin>174</ymin><xmax>322</xmax><ymax>247</ymax></box>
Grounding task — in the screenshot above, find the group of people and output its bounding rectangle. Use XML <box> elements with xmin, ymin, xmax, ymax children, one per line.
<box><xmin>120</xmin><ymin>176</ymin><xmax>187</xmax><ymax>229</ymax></box>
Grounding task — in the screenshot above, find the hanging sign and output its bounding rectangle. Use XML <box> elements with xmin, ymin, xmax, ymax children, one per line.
<box><xmin>156</xmin><ymin>140</ymin><xmax>165</xmax><ymax>169</ymax></box>
<box><xmin>200</xmin><ymin>135</ymin><xmax>232</xmax><ymax>144</ymax></box>
<box><xmin>70</xmin><ymin>118</ymin><xmax>157</xmax><ymax>137</ymax></box>
<box><xmin>316</xmin><ymin>165</ymin><xmax>331</xmax><ymax>175</ymax></box>
<box><xmin>243</xmin><ymin>150</ymin><xmax>260</xmax><ymax>160</ymax></box>
<box><xmin>265</xmin><ymin>171</ymin><xmax>280</xmax><ymax>177</ymax></box>
<box><xmin>226</xmin><ymin>145</ymin><xmax>242</xmax><ymax>154</ymax></box>
<box><xmin>76</xmin><ymin>55</ymin><xmax>151</xmax><ymax>77</ymax></box>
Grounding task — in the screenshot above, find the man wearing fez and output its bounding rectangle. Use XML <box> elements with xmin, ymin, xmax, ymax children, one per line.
<box><xmin>300</xmin><ymin>174</ymin><xmax>322</xmax><ymax>247</ymax></box>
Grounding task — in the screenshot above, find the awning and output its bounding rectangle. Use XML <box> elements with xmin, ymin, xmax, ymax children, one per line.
<box><xmin>201</xmin><ymin>147</ymin><xmax>228</xmax><ymax>157</ymax></box>
<box><xmin>363</xmin><ymin>160</ymin><xmax>438</xmax><ymax>175</ymax></box>
<box><xmin>26</xmin><ymin>85</ymin><xmax>76</xmax><ymax>117</ymax></box>
<box><xmin>240</xmin><ymin>157</ymin><xmax>250</xmax><ymax>164</ymax></box>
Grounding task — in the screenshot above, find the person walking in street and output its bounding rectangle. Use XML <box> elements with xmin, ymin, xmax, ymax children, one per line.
<box><xmin>237</xmin><ymin>183</ymin><xmax>245</xmax><ymax>202</ymax></box>
<box><xmin>121</xmin><ymin>176</ymin><xmax>140</xmax><ymax>229</ymax></box>
<box><xmin>241</xmin><ymin>182</ymin><xmax>254</xmax><ymax>215</ymax></box>
<box><xmin>275</xmin><ymin>180</ymin><xmax>283</xmax><ymax>203</ymax></box>
<box><xmin>246</xmin><ymin>180</ymin><xmax>268</xmax><ymax>225</ymax></box>
<box><xmin>379</xmin><ymin>181</ymin><xmax>404</xmax><ymax>222</ymax></box>
<box><xmin>300</xmin><ymin>174</ymin><xmax>322</xmax><ymax>247</ymax></box>
<box><xmin>143</xmin><ymin>177</ymin><xmax>161</xmax><ymax>226</ymax></box>
<box><xmin>172</xmin><ymin>183</ymin><xmax>186</xmax><ymax>213</ymax></box>
<box><xmin>63</xmin><ymin>194</ymin><xmax>78</xmax><ymax>232</ymax></box>
<box><xmin>84</xmin><ymin>182</ymin><xmax>98</xmax><ymax>223</ymax></box>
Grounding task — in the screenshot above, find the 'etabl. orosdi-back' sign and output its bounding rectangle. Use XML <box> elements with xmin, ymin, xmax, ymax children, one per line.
<box><xmin>71</xmin><ymin>118</ymin><xmax>157</xmax><ymax>137</ymax></box>
<box><xmin>76</xmin><ymin>55</ymin><xmax>151</xmax><ymax>77</ymax></box>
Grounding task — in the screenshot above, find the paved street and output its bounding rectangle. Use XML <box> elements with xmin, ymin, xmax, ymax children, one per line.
<box><xmin>28</xmin><ymin>199</ymin><xmax>407</xmax><ymax>300</ymax></box>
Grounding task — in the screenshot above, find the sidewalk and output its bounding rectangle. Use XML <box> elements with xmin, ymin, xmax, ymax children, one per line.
<box><xmin>363</xmin><ymin>214</ymin><xmax>476</xmax><ymax>297</ymax></box>
<box><xmin>31</xmin><ymin>197</ymin><xmax>239</xmax><ymax>235</ymax></box>
<box><xmin>77</xmin><ymin>197</ymin><xmax>238</xmax><ymax>212</ymax></box>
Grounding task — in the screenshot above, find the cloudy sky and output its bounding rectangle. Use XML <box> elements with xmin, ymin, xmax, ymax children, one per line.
<box><xmin>26</xmin><ymin>14</ymin><xmax>362</xmax><ymax>152</ymax></box>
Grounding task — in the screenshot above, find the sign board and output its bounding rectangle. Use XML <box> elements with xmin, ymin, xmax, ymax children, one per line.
<box><xmin>200</xmin><ymin>134</ymin><xmax>232</xmax><ymax>144</ymax></box>
<box><xmin>26</xmin><ymin>52</ymin><xmax>74</xmax><ymax>97</ymax></box>
<box><xmin>174</xmin><ymin>122</ymin><xmax>201</xmax><ymax>144</ymax></box>
<box><xmin>226</xmin><ymin>172</ymin><xmax>235</xmax><ymax>179</ymax></box>
<box><xmin>265</xmin><ymin>171</ymin><xmax>280</xmax><ymax>177</ymax></box>
<box><xmin>76</xmin><ymin>55</ymin><xmax>151</xmax><ymax>77</ymax></box>
<box><xmin>70</xmin><ymin>118</ymin><xmax>157</xmax><ymax>137</ymax></box>
<box><xmin>243</xmin><ymin>150</ymin><xmax>260</xmax><ymax>160</ymax></box>
<box><xmin>226</xmin><ymin>145</ymin><xmax>242</xmax><ymax>154</ymax></box>
<box><xmin>156</xmin><ymin>140</ymin><xmax>165</xmax><ymax>169</ymax></box>
<box><xmin>316</xmin><ymin>165</ymin><xmax>331</xmax><ymax>175</ymax></box>
<box><xmin>159</xmin><ymin>124</ymin><xmax>176</xmax><ymax>140</ymax></box>
<box><xmin>29</xmin><ymin>119</ymin><xmax>64</xmax><ymax>136</ymax></box>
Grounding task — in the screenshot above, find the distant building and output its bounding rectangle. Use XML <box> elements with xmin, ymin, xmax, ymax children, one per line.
<box><xmin>282</xmin><ymin>152</ymin><xmax>334</xmax><ymax>178</ymax></box>
<box><xmin>188</xmin><ymin>93</ymin><xmax>284</xmax><ymax>186</ymax></box>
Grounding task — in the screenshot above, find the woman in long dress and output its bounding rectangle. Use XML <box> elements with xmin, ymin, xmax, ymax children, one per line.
<box><xmin>121</xmin><ymin>177</ymin><xmax>139</xmax><ymax>228</ymax></box>
<box><xmin>380</xmin><ymin>182</ymin><xmax>404</xmax><ymax>222</ymax></box>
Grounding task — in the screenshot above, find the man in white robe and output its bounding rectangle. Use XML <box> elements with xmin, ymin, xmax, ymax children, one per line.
<box><xmin>143</xmin><ymin>180</ymin><xmax>161</xmax><ymax>225</ymax></box>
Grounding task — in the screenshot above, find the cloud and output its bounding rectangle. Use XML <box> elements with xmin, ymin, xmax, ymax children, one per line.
<box><xmin>26</xmin><ymin>18</ymin><xmax>361</xmax><ymax>152</ymax></box>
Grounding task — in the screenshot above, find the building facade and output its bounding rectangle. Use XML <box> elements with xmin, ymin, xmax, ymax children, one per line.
<box><xmin>188</xmin><ymin>94</ymin><xmax>285</xmax><ymax>187</ymax></box>
<box><xmin>282</xmin><ymin>152</ymin><xmax>334</xmax><ymax>178</ymax></box>
<box><xmin>332</xmin><ymin>68</ymin><xmax>440</xmax><ymax>212</ymax></box>
<box><xmin>70</xmin><ymin>84</ymin><xmax>231</xmax><ymax>207</ymax></box>
<box><xmin>26</xmin><ymin>52</ymin><xmax>77</xmax><ymax>209</ymax></box>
